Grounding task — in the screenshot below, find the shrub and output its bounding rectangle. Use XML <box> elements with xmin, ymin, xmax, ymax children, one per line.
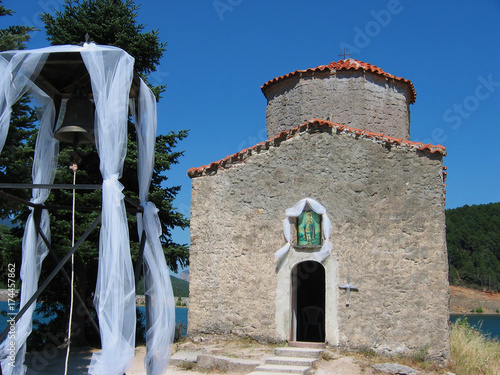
<box><xmin>174</xmin><ymin>323</ymin><xmax>186</xmax><ymax>343</ymax></box>
<box><xmin>414</xmin><ymin>345</ymin><xmax>430</xmax><ymax>363</ymax></box>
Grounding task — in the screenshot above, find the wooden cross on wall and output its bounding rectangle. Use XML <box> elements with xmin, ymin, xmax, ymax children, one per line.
<box><xmin>338</xmin><ymin>276</ymin><xmax>359</xmax><ymax>306</ymax></box>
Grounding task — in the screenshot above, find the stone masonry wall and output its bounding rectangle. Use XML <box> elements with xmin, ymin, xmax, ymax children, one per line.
<box><xmin>188</xmin><ymin>129</ymin><xmax>449</xmax><ymax>360</ymax></box>
<box><xmin>264</xmin><ymin>71</ymin><xmax>411</xmax><ymax>139</ymax></box>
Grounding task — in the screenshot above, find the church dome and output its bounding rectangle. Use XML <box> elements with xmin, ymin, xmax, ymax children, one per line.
<box><xmin>261</xmin><ymin>59</ymin><xmax>415</xmax><ymax>140</ymax></box>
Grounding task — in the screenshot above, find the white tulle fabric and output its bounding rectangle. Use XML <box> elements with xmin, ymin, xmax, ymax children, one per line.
<box><xmin>80</xmin><ymin>44</ymin><xmax>136</xmax><ymax>375</ymax></box>
<box><xmin>0</xmin><ymin>44</ymin><xmax>174</xmax><ymax>375</ymax></box>
<box><xmin>0</xmin><ymin>87</ymin><xmax>58</xmax><ymax>375</ymax></box>
<box><xmin>131</xmin><ymin>80</ymin><xmax>175</xmax><ymax>375</ymax></box>
<box><xmin>0</xmin><ymin>51</ymin><xmax>48</xmax><ymax>152</ymax></box>
<box><xmin>274</xmin><ymin>198</ymin><xmax>332</xmax><ymax>263</ymax></box>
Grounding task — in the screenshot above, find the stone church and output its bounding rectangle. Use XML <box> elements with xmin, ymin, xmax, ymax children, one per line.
<box><xmin>187</xmin><ymin>59</ymin><xmax>450</xmax><ymax>360</ymax></box>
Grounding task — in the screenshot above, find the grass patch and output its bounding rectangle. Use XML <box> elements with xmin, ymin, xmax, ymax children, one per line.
<box><xmin>450</xmin><ymin>318</ymin><xmax>500</xmax><ymax>375</ymax></box>
<box><xmin>359</xmin><ymin>348</ymin><xmax>377</xmax><ymax>358</ymax></box>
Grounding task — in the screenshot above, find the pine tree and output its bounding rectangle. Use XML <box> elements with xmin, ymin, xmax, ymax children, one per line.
<box><xmin>446</xmin><ymin>202</ymin><xmax>500</xmax><ymax>292</ymax></box>
<box><xmin>0</xmin><ymin>0</ymin><xmax>38</xmax><ymax>284</ymax></box>
<box><xmin>0</xmin><ymin>1</ymin><xmax>36</xmax><ymax>51</ymax></box>
<box><xmin>42</xmin><ymin>0</ymin><xmax>167</xmax><ymax>97</ymax></box>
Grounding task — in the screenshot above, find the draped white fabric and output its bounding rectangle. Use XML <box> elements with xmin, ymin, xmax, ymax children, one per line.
<box><xmin>0</xmin><ymin>51</ymin><xmax>48</xmax><ymax>152</ymax></box>
<box><xmin>0</xmin><ymin>88</ymin><xmax>58</xmax><ymax>375</ymax></box>
<box><xmin>81</xmin><ymin>44</ymin><xmax>136</xmax><ymax>375</ymax></box>
<box><xmin>132</xmin><ymin>80</ymin><xmax>175</xmax><ymax>375</ymax></box>
<box><xmin>0</xmin><ymin>44</ymin><xmax>166</xmax><ymax>375</ymax></box>
<box><xmin>274</xmin><ymin>198</ymin><xmax>332</xmax><ymax>263</ymax></box>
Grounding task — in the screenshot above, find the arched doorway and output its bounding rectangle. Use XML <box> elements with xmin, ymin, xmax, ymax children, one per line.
<box><xmin>291</xmin><ymin>261</ymin><xmax>325</xmax><ymax>342</ymax></box>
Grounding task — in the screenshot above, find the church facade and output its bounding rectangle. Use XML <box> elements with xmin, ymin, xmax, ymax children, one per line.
<box><xmin>187</xmin><ymin>59</ymin><xmax>450</xmax><ymax>360</ymax></box>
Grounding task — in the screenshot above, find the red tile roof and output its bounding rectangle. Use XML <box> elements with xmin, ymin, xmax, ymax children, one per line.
<box><xmin>261</xmin><ymin>59</ymin><xmax>416</xmax><ymax>104</ymax></box>
<box><xmin>187</xmin><ymin>119</ymin><xmax>446</xmax><ymax>178</ymax></box>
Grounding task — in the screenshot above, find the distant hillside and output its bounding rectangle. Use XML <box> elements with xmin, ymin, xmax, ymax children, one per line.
<box><xmin>447</xmin><ymin>202</ymin><xmax>500</xmax><ymax>292</ymax></box>
<box><xmin>136</xmin><ymin>275</ymin><xmax>189</xmax><ymax>297</ymax></box>
<box><xmin>171</xmin><ymin>275</ymin><xmax>189</xmax><ymax>297</ymax></box>
<box><xmin>179</xmin><ymin>269</ymin><xmax>190</xmax><ymax>282</ymax></box>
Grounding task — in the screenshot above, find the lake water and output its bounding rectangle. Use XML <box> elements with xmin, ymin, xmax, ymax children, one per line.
<box><xmin>0</xmin><ymin>301</ymin><xmax>188</xmax><ymax>339</ymax></box>
<box><xmin>449</xmin><ymin>313</ymin><xmax>500</xmax><ymax>341</ymax></box>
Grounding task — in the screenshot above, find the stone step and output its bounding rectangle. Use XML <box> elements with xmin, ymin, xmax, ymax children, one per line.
<box><xmin>249</xmin><ymin>372</ymin><xmax>302</xmax><ymax>375</ymax></box>
<box><xmin>266</xmin><ymin>356</ymin><xmax>317</xmax><ymax>367</ymax></box>
<box><xmin>289</xmin><ymin>341</ymin><xmax>326</xmax><ymax>349</ymax></box>
<box><xmin>196</xmin><ymin>354</ymin><xmax>260</xmax><ymax>373</ymax></box>
<box><xmin>253</xmin><ymin>364</ymin><xmax>311</xmax><ymax>374</ymax></box>
<box><xmin>274</xmin><ymin>346</ymin><xmax>324</xmax><ymax>358</ymax></box>
<box><xmin>169</xmin><ymin>350</ymin><xmax>200</xmax><ymax>365</ymax></box>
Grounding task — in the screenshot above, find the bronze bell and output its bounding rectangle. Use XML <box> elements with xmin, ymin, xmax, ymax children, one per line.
<box><xmin>54</xmin><ymin>96</ymin><xmax>95</xmax><ymax>145</ymax></box>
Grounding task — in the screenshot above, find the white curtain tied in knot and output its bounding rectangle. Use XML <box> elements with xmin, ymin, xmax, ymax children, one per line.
<box><xmin>0</xmin><ymin>88</ymin><xmax>58</xmax><ymax>375</ymax></box>
<box><xmin>274</xmin><ymin>198</ymin><xmax>332</xmax><ymax>263</ymax></box>
<box><xmin>102</xmin><ymin>174</ymin><xmax>124</xmax><ymax>206</ymax></box>
<box><xmin>82</xmin><ymin>44</ymin><xmax>136</xmax><ymax>375</ymax></box>
<box><xmin>131</xmin><ymin>79</ymin><xmax>175</xmax><ymax>375</ymax></box>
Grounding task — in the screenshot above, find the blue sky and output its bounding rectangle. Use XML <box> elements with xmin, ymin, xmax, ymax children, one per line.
<box><xmin>2</xmin><ymin>0</ymin><xmax>500</xmax><ymax>251</ymax></box>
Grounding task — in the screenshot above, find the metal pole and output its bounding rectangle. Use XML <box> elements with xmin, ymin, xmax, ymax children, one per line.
<box><xmin>143</xmin><ymin>260</ymin><xmax>152</xmax><ymax>375</ymax></box>
<box><xmin>134</xmin><ymin>231</ymin><xmax>147</xmax><ymax>289</ymax></box>
<box><xmin>0</xmin><ymin>183</ymin><xmax>102</xmax><ymax>190</ymax></box>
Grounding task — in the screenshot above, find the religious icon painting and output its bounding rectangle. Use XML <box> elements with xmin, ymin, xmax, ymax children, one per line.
<box><xmin>297</xmin><ymin>211</ymin><xmax>322</xmax><ymax>246</ymax></box>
